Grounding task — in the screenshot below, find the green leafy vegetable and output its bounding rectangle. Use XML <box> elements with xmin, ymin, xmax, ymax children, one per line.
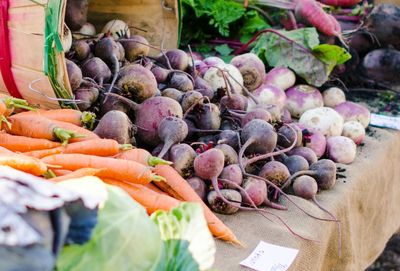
<box><xmin>239</xmin><ymin>10</ymin><xmax>270</xmax><ymax>43</ymax></box>
<box><xmin>57</xmin><ymin>185</ymin><xmax>163</xmax><ymax>271</ymax></box>
<box><xmin>251</xmin><ymin>28</ymin><xmax>351</xmax><ymax>86</ymax></box>
<box><xmin>214</xmin><ymin>44</ymin><xmax>234</xmax><ymax>62</ymax></box>
<box><xmin>152</xmin><ymin>203</ymin><xmax>216</xmax><ymax>271</ymax></box>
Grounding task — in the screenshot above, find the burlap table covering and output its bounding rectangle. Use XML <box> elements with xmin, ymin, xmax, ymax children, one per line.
<box><xmin>214</xmin><ymin>128</ymin><xmax>400</xmax><ymax>271</ymax></box>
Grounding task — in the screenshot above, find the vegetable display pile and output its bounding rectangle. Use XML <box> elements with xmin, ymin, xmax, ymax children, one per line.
<box><xmin>1</xmin><ymin>0</ymin><xmax>399</xmax><ymax>269</ymax></box>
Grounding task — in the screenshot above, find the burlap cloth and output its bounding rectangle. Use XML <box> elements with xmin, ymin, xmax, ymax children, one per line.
<box><xmin>214</xmin><ymin>128</ymin><xmax>400</xmax><ymax>271</ymax></box>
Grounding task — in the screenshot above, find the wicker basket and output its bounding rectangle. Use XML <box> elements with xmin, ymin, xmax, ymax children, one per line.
<box><xmin>0</xmin><ymin>0</ymin><xmax>180</xmax><ymax>109</ymax></box>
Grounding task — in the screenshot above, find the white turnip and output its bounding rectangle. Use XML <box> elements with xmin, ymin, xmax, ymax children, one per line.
<box><xmin>230</xmin><ymin>53</ymin><xmax>265</xmax><ymax>91</ymax></box>
<box><xmin>247</xmin><ymin>84</ymin><xmax>286</xmax><ymax>111</ymax></box>
<box><xmin>264</xmin><ymin>67</ymin><xmax>296</xmax><ymax>91</ymax></box>
<box><xmin>101</xmin><ymin>19</ymin><xmax>130</xmax><ymax>39</ymax></box>
<box><xmin>285</xmin><ymin>85</ymin><xmax>323</xmax><ymax>118</ymax></box>
<box><xmin>299</xmin><ymin>107</ymin><xmax>344</xmax><ymax>137</ymax></box>
<box><xmin>322</xmin><ymin>87</ymin><xmax>346</xmax><ymax>108</ymax></box>
<box><xmin>334</xmin><ymin>101</ymin><xmax>370</xmax><ymax>128</ymax></box>
<box><xmin>342</xmin><ymin>121</ymin><xmax>365</xmax><ymax>145</ymax></box>
<box><xmin>326</xmin><ymin>136</ymin><xmax>357</xmax><ymax>164</ymax></box>
<box><xmin>203</xmin><ymin>64</ymin><xmax>244</xmax><ymax>95</ymax></box>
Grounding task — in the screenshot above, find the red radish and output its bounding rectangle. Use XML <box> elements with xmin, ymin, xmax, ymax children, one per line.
<box><xmin>230</xmin><ymin>53</ymin><xmax>265</xmax><ymax>91</ymax></box>
<box><xmin>334</xmin><ymin>101</ymin><xmax>370</xmax><ymax>128</ymax></box>
<box><xmin>159</xmin><ymin>49</ymin><xmax>190</xmax><ymax>71</ymax></box>
<box><xmin>248</xmin><ymin>84</ymin><xmax>286</xmax><ymax>111</ymax></box>
<box><xmin>287</xmin><ymin>146</ymin><xmax>318</xmax><ymax>165</ymax></box>
<box><xmin>169</xmin><ymin>143</ymin><xmax>197</xmax><ymax>178</ymax></box>
<box><xmin>299</xmin><ymin>107</ymin><xmax>344</xmax><ymax>137</ymax></box>
<box><xmin>187</xmin><ymin>176</ymin><xmax>207</xmax><ymax>201</ymax></box>
<box><xmin>326</xmin><ymin>136</ymin><xmax>356</xmax><ymax>164</ymax></box>
<box><xmin>342</xmin><ymin>121</ymin><xmax>365</xmax><ymax>145</ymax></box>
<box><xmin>117</xmin><ymin>64</ymin><xmax>158</xmax><ymax>103</ymax></box>
<box><xmin>157</xmin><ymin>117</ymin><xmax>189</xmax><ymax>158</ymax></box>
<box><xmin>264</xmin><ymin>67</ymin><xmax>296</xmax><ymax>91</ymax></box>
<box><xmin>215</xmin><ymin>144</ymin><xmax>239</xmax><ymax>165</ymax></box>
<box><xmin>228</xmin><ymin>108</ymin><xmax>272</xmax><ymax>127</ymax></box>
<box><xmin>318</xmin><ymin>0</ymin><xmax>361</xmax><ymax>7</ymax></box>
<box><xmin>285</xmin><ymin>85</ymin><xmax>323</xmax><ymax>118</ymax></box>
<box><xmin>219</xmin><ymin>164</ymin><xmax>243</xmax><ymax>189</ymax></box>
<box><xmin>241</xmin><ymin>177</ymin><xmax>267</xmax><ymax>207</ymax></box>
<box><xmin>259</xmin><ymin>161</ymin><xmax>290</xmax><ymax>187</ymax></box>
<box><xmin>322</xmin><ymin>87</ymin><xmax>346</xmax><ymax>108</ymax></box>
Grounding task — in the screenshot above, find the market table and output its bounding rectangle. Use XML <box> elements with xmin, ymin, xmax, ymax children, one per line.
<box><xmin>215</xmin><ymin>128</ymin><xmax>400</xmax><ymax>271</ymax></box>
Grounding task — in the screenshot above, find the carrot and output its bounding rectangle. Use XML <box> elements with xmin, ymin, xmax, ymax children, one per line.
<box><xmin>0</xmin><ymin>146</ymin><xmax>15</xmax><ymax>154</ymax></box>
<box><xmin>51</xmin><ymin>120</ymin><xmax>99</xmax><ymax>142</ymax></box>
<box><xmin>0</xmin><ymin>153</ymin><xmax>47</xmax><ymax>176</ymax></box>
<box><xmin>42</xmin><ymin>154</ymin><xmax>161</xmax><ymax>185</ymax></box>
<box><xmin>103</xmin><ymin>178</ymin><xmax>181</xmax><ymax>214</ymax></box>
<box><xmin>0</xmin><ymin>94</ymin><xmax>35</xmax><ymax>116</ymax></box>
<box><xmin>52</xmin><ymin>169</ymin><xmax>73</xmax><ymax>176</ymax></box>
<box><xmin>154</xmin><ymin>165</ymin><xmax>241</xmax><ymax>245</ymax></box>
<box><xmin>5</xmin><ymin>115</ymin><xmax>82</xmax><ymax>145</ymax></box>
<box><xmin>24</xmin><ymin>139</ymin><xmax>131</xmax><ymax>158</ymax></box>
<box><xmin>117</xmin><ymin>148</ymin><xmax>171</xmax><ymax>166</ymax></box>
<box><xmin>50</xmin><ymin>168</ymin><xmax>104</xmax><ymax>182</ymax></box>
<box><xmin>18</xmin><ymin>109</ymin><xmax>96</xmax><ymax>130</ymax></box>
<box><xmin>0</xmin><ymin>133</ymin><xmax>61</xmax><ymax>152</ymax></box>
<box><xmin>146</xmin><ymin>182</ymin><xmax>170</xmax><ymax>195</ymax></box>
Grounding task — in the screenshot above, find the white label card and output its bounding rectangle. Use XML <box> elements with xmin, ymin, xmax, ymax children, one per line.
<box><xmin>370</xmin><ymin>113</ymin><xmax>400</xmax><ymax>130</ymax></box>
<box><xmin>240</xmin><ymin>241</ymin><xmax>299</xmax><ymax>271</ymax></box>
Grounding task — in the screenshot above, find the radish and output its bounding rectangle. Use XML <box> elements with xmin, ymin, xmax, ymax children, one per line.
<box><xmin>81</xmin><ymin>57</ymin><xmax>112</xmax><ymax>85</ymax></box>
<box><xmin>322</xmin><ymin>87</ymin><xmax>346</xmax><ymax>108</ymax></box>
<box><xmin>157</xmin><ymin>117</ymin><xmax>188</xmax><ymax>158</ymax></box>
<box><xmin>334</xmin><ymin>101</ymin><xmax>371</xmax><ymax>128</ymax></box>
<box><xmin>219</xmin><ymin>164</ymin><xmax>243</xmax><ymax>189</ymax></box>
<box><xmin>241</xmin><ymin>177</ymin><xmax>267</xmax><ymax>207</ymax></box>
<box><xmin>215</xmin><ymin>144</ymin><xmax>239</xmax><ymax>165</ymax></box>
<box><xmin>94</xmin><ymin>110</ymin><xmax>135</xmax><ymax>144</ymax></box>
<box><xmin>162</xmin><ymin>88</ymin><xmax>183</xmax><ymax>102</ymax></box>
<box><xmin>228</xmin><ymin>108</ymin><xmax>272</xmax><ymax>127</ymax></box>
<box><xmin>207</xmin><ymin>189</ymin><xmax>242</xmax><ymax>215</ymax></box>
<box><xmin>264</xmin><ymin>67</ymin><xmax>296</xmax><ymax>91</ymax></box>
<box><xmin>287</xmin><ymin>146</ymin><xmax>318</xmax><ymax>165</ymax></box>
<box><xmin>326</xmin><ymin>136</ymin><xmax>357</xmax><ymax>164</ymax></box>
<box><xmin>230</xmin><ymin>53</ymin><xmax>265</xmax><ymax>91</ymax></box>
<box><xmin>285</xmin><ymin>85</ymin><xmax>323</xmax><ymax>118</ymax></box>
<box><xmin>203</xmin><ymin>64</ymin><xmax>244</xmax><ymax>95</ymax></box>
<box><xmin>248</xmin><ymin>84</ymin><xmax>286</xmax><ymax>111</ymax></box>
<box><xmin>101</xmin><ymin>19</ymin><xmax>130</xmax><ymax>39</ymax></box>
<box><xmin>169</xmin><ymin>143</ymin><xmax>197</xmax><ymax>178</ymax></box>
<box><xmin>342</xmin><ymin>121</ymin><xmax>365</xmax><ymax>145</ymax></box>
<box><xmin>116</xmin><ymin>64</ymin><xmax>158</xmax><ymax>103</ymax></box>
<box><xmin>119</xmin><ymin>35</ymin><xmax>150</xmax><ymax>62</ymax></box>
<box><xmin>299</xmin><ymin>107</ymin><xmax>344</xmax><ymax>137</ymax></box>
<box><xmin>158</xmin><ymin>49</ymin><xmax>190</xmax><ymax>71</ymax></box>
<box><xmin>187</xmin><ymin>176</ymin><xmax>207</xmax><ymax>200</ymax></box>
<box><xmin>66</xmin><ymin>59</ymin><xmax>82</xmax><ymax>91</ymax></box>
<box><xmin>259</xmin><ymin>161</ymin><xmax>290</xmax><ymax>187</ymax></box>
<box><xmin>169</xmin><ymin>73</ymin><xmax>194</xmax><ymax>92</ymax></box>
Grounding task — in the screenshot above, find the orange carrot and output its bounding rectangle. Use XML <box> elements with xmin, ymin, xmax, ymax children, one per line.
<box><xmin>0</xmin><ymin>133</ymin><xmax>61</xmax><ymax>152</ymax></box>
<box><xmin>5</xmin><ymin>115</ymin><xmax>81</xmax><ymax>145</ymax></box>
<box><xmin>154</xmin><ymin>165</ymin><xmax>241</xmax><ymax>245</ymax></box>
<box><xmin>18</xmin><ymin>109</ymin><xmax>96</xmax><ymax>129</ymax></box>
<box><xmin>51</xmin><ymin>120</ymin><xmax>99</xmax><ymax>142</ymax></box>
<box><xmin>42</xmin><ymin>154</ymin><xmax>160</xmax><ymax>185</ymax></box>
<box><xmin>0</xmin><ymin>94</ymin><xmax>35</xmax><ymax>117</ymax></box>
<box><xmin>103</xmin><ymin>179</ymin><xmax>181</xmax><ymax>214</ymax></box>
<box><xmin>50</xmin><ymin>168</ymin><xmax>104</xmax><ymax>182</ymax></box>
<box><xmin>0</xmin><ymin>153</ymin><xmax>47</xmax><ymax>176</ymax></box>
<box><xmin>0</xmin><ymin>146</ymin><xmax>15</xmax><ymax>154</ymax></box>
<box><xmin>24</xmin><ymin>139</ymin><xmax>130</xmax><ymax>158</ymax></box>
<box><xmin>146</xmin><ymin>182</ymin><xmax>170</xmax><ymax>195</ymax></box>
<box><xmin>52</xmin><ymin>169</ymin><xmax>73</xmax><ymax>176</ymax></box>
<box><xmin>117</xmin><ymin>148</ymin><xmax>171</xmax><ymax>166</ymax></box>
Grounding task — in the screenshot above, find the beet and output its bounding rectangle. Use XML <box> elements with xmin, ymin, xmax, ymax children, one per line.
<box><xmin>169</xmin><ymin>73</ymin><xmax>194</xmax><ymax>92</ymax></box>
<box><xmin>259</xmin><ymin>161</ymin><xmax>290</xmax><ymax>187</ymax></box>
<box><xmin>287</xmin><ymin>147</ymin><xmax>318</xmax><ymax>165</ymax></box>
<box><xmin>195</xmin><ymin>103</ymin><xmax>221</xmax><ymax>130</ymax></box>
<box><xmin>277</xmin><ymin>124</ymin><xmax>302</xmax><ymax>149</ymax></box>
<box><xmin>157</xmin><ymin>117</ymin><xmax>188</xmax><ymax>158</ymax></box>
<box><xmin>181</xmin><ymin>91</ymin><xmax>203</xmax><ymax>112</ymax></box>
<box><xmin>65</xmin><ymin>0</ymin><xmax>88</xmax><ymax>31</ymax></box>
<box><xmin>151</xmin><ymin>66</ymin><xmax>170</xmax><ymax>84</ymax></box>
<box><xmin>241</xmin><ymin>177</ymin><xmax>267</xmax><ymax>207</ymax></box>
<box><xmin>94</xmin><ymin>37</ymin><xmax>121</xmax><ymax>91</ymax></box>
<box><xmin>74</xmin><ymin>86</ymin><xmax>99</xmax><ymax>111</ymax></box>
<box><xmin>240</xmin><ymin>119</ymin><xmax>277</xmax><ymax>156</ymax></box>
<box><xmin>220</xmin><ymin>94</ymin><xmax>248</xmax><ymax>111</ymax></box>
<box><xmin>94</xmin><ymin>110</ymin><xmax>135</xmax><ymax>144</ymax></box>
<box><xmin>162</xmin><ymin>88</ymin><xmax>183</xmax><ymax>102</ymax></box>
<box><xmin>66</xmin><ymin>59</ymin><xmax>82</xmax><ymax>91</ymax></box>
<box><xmin>119</xmin><ymin>35</ymin><xmax>150</xmax><ymax>62</ymax></box>
<box><xmin>229</xmin><ymin>108</ymin><xmax>272</xmax><ymax>127</ymax></box>
<box><xmin>214</xmin><ymin>144</ymin><xmax>239</xmax><ymax>165</ymax></box>
<box><xmin>158</xmin><ymin>49</ymin><xmax>190</xmax><ymax>70</ymax></box>
<box><xmin>219</xmin><ymin>164</ymin><xmax>243</xmax><ymax>189</ymax></box>
<box><xmin>282</xmin><ymin>154</ymin><xmax>309</xmax><ymax>175</ymax></box>
<box><xmin>71</xmin><ymin>40</ymin><xmax>90</xmax><ymax>61</ymax></box>
<box><xmin>169</xmin><ymin>143</ymin><xmax>197</xmax><ymax>177</ymax></box>
<box><xmin>217</xmin><ymin>130</ymin><xmax>239</xmax><ymax>150</ymax></box>
<box><xmin>207</xmin><ymin>189</ymin><xmax>242</xmax><ymax>215</ymax></box>
<box><xmin>187</xmin><ymin>177</ymin><xmax>207</xmax><ymax>200</ymax></box>
<box><xmin>81</xmin><ymin>57</ymin><xmax>112</xmax><ymax>85</ymax></box>
<box><xmin>117</xmin><ymin>64</ymin><xmax>158</xmax><ymax>103</ymax></box>
<box><xmin>361</xmin><ymin>49</ymin><xmax>400</xmax><ymax>85</ymax></box>
<box><xmin>194</xmin><ymin>77</ymin><xmax>214</xmax><ymax>99</ymax></box>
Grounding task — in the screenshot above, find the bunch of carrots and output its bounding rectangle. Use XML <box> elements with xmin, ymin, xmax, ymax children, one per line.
<box><xmin>0</xmin><ymin>94</ymin><xmax>240</xmax><ymax>246</ymax></box>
